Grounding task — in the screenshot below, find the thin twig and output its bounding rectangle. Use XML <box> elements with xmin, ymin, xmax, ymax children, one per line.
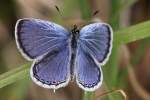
<box><xmin>95</xmin><ymin>89</ymin><xmax>127</xmax><ymax>100</ymax></box>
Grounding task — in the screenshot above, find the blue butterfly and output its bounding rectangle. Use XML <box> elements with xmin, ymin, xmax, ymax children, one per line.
<box><xmin>15</xmin><ymin>18</ymin><xmax>113</xmax><ymax>91</ymax></box>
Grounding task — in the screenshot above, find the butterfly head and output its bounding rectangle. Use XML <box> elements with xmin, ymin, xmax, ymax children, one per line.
<box><xmin>71</xmin><ymin>25</ymin><xmax>79</xmax><ymax>35</ymax></box>
<box><xmin>71</xmin><ymin>25</ymin><xmax>79</xmax><ymax>39</ymax></box>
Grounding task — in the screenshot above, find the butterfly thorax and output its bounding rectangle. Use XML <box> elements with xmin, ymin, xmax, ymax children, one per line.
<box><xmin>71</xmin><ymin>25</ymin><xmax>79</xmax><ymax>53</ymax></box>
<box><xmin>70</xmin><ymin>25</ymin><xmax>79</xmax><ymax>78</ymax></box>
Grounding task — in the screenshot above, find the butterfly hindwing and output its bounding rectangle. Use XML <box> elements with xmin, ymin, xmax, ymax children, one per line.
<box><xmin>75</xmin><ymin>47</ymin><xmax>103</xmax><ymax>91</ymax></box>
<box><xmin>31</xmin><ymin>45</ymin><xmax>71</xmax><ymax>89</ymax></box>
<box><xmin>15</xmin><ymin>18</ymin><xmax>69</xmax><ymax>60</ymax></box>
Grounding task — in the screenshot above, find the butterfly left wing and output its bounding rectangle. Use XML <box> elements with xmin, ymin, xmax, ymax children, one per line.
<box><xmin>15</xmin><ymin>18</ymin><xmax>71</xmax><ymax>89</ymax></box>
<box><xmin>31</xmin><ymin>45</ymin><xmax>71</xmax><ymax>89</ymax></box>
<box><xmin>75</xmin><ymin>23</ymin><xmax>113</xmax><ymax>91</ymax></box>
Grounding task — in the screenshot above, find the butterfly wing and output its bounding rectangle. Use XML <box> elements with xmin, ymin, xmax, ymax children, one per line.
<box><xmin>75</xmin><ymin>47</ymin><xmax>103</xmax><ymax>91</ymax></box>
<box><xmin>31</xmin><ymin>45</ymin><xmax>71</xmax><ymax>89</ymax></box>
<box><xmin>15</xmin><ymin>18</ymin><xmax>70</xmax><ymax>61</ymax></box>
<box><xmin>79</xmin><ymin>23</ymin><xmax>113</xmax><ymax>65</ymax></box>
<box><xmin>75</xmin><ymin>23</ymin><xmax>113</xmax><ymax>91</ymax></box>
<box><xmin>15</xmin><ymin>18</ymin><xmax>71</xmax><ymax>89</ymax></box>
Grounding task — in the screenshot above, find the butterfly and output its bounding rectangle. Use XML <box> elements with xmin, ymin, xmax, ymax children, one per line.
<box><xmin>15</xmin><ymin>18</ymin><xmax>113</xmax><ymax>91</ymax></box>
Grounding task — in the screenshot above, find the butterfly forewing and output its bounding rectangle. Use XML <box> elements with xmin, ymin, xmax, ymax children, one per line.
<box><xmin>79</xmin><ymin>23</ymin><xmax>113</xmax><ymax>65</ymax></box>
<box><xmin>15</xmin><ymin>18</ymin><xmax>69</xmax><ymax>60</ymax></box>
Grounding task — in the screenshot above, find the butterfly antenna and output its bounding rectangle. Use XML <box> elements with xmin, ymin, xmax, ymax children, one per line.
<box><xmin>95</xmin><ymin>89</ymin><xmax>128</xmax><ymax>100</ymax></box>
<box><xmin>55</xmin><ymin>5</ymin><xmax>63</xmax><ymax>18</ymax></box>
<box><xmin>92</xmin><ymin>10</ymin><xmax>99</xmax><ymax>16</ymax></box>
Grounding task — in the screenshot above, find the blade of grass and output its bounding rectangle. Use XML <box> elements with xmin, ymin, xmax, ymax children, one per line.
<box><xmin>104</xmin><ymin>0</ymin><xmax>121</xmax><ymax>100</ymax></box>
<box><xmin>114</xmin><ymin>20</ymin><xmax>150</xmax><ymax>45</ymax></box>
<box><xmin>62</xmin><ymin>0</ymin><xmax>78</xmax><ymax>17</ymax></box>
<box><xmin>83</xmin><ymin>92</ymin><xmax>94</xmax><ymax>100</ymax></box>
<box><xmin>0</xmin><ymin>63</ymin><xmax>30</xmax><ymax>88</ymax></box>
<box><xmin>78</xmin><ymin>0</ymin><xmax>92</xmax><ymax>20</ymax></box>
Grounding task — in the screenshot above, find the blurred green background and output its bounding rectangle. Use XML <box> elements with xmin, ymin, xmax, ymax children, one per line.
<box><xmin>0</xmin><ymin>0</ymin><xmax>150</xmax><ymax>100</ymax></box>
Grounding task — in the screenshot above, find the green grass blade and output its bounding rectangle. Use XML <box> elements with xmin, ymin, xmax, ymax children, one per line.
<box><xmin>78</xmin><ymin>0</ymin><xmax>92</xmax><ymax>20</ymax></box>
<box><xmin>104</xmin><ymin>1</ymin><xmax>121</xmax><ymax>100</ymax></box>
<box><xmin>0</xmin><ymin>63</ymin><xmax>30</xmax><ymax>88</ymax></box>
<box><xmin>114</xmin><ymin>20</ymin><xmax>150</xmax><ymax>45</ymax></box>
<box><xmin>83</xmin><ymin>92</ymin><xmax>94</xmax><ymax>100</ymax></box>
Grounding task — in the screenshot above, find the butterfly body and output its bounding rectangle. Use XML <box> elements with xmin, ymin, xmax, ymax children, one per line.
<box><xmin>15</xmin><ymin>18</ymin><xmax>113</xmax><ymax>91</ymax></box>
<box><xmin>66</xmin><ymin>25</ymin><xmax>79</xmax><ymax>79</ymax></box>
<box><xmin>70</xmin><ymin>25</ymin><xmax>79</xmax><ymax>53</ymax></box>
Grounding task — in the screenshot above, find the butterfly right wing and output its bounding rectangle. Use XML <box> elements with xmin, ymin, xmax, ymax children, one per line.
<box><xmin>15</xmin><ymin>18</ymin><xmax>70</xmax><ymax>61</ymax></box>
<box><xmin>75</xmin><ymin>23</ymin><xmax>113</xmax><ymax>91</ymax></box>
<box><xmin>78</xmin><ymin>23</ymin><xmax>113</xmax><ymax>65</ymax></box>
<box><xmin>75</xmin><ymin>47</ymin><xmax>102</xmax><ymax>91</ymax></box>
